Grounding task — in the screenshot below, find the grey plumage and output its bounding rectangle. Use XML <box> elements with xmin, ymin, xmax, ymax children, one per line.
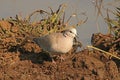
<box><xmin>33</xmin><ymin>28</ymin><xmax>77</xmax><ymax>54</ymax></box>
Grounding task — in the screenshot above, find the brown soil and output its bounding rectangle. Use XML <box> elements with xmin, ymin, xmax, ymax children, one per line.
<box><xmin>0</xmin><ymin>42</ymin><xmax>120</xmax><ymax>80</ymax></box>
<box><xmin>0</xmin><ymin>20</ymin><xmax>120</xmax><ymax>80</ymax></box>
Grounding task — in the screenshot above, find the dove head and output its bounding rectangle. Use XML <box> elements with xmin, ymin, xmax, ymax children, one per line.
<box><xmin>64</xmin><ymin>28</ymin><xmax>77</xmax><ymax>38</ymax></box>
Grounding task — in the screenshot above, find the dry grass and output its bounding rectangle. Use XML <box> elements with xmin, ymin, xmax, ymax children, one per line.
<box><xmin>91</xmin><ymin>0</ymin><xmax>120</xmax><ymax>60</ymax></box>
<box><xmin>0</xmin><ymin>4</ymin><xmax>85</xmax><ymax>52</ymax></box>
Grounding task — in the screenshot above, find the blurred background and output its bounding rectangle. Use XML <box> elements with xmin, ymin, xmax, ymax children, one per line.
<box><xmin>0</xmin><ymin>0</ymin><xmax>119</xmax><ymax>46</ymax></box>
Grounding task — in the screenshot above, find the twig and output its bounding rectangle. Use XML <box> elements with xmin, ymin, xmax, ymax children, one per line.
<box><xmin>87</xmin><ymin>45</ymin><xmax>120</xmax><ymax>60</ymax></box>
<box><xmin>27</xmin><ymin>10</ymin><xmax>50</xmax><ymax>21</ymax></box>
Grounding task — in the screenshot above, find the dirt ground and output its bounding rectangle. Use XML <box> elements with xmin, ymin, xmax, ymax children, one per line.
<box><xmin>0</xmin><ymin>20</ymin><xmax>120</xmax><ymax>80</ymax></box>
<box><xmin>0</xmin><ymin>4</ymin><xmax>120</xmax><ymax>79</ymax></box>
<box><xmin>0</xmin><ymin>42</ymin><xmax>120</xmax><ymax>80</ymax></box>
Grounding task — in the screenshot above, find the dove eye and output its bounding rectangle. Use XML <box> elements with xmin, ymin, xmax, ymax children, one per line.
<box><xmin>69</xmin><ymin>31</ymin><xmax>73</xmax><ymax>33</ymax></box>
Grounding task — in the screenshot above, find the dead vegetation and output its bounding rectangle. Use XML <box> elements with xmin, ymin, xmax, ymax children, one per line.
<box><xmin>0</xmin><ymin>1</ymin><xmax>120</xmax><ymax>80</ymax></box>
<box><xmin>90</xmin><ymin>0</ymin><xmax>120</xmax><ymax>72</ymax></box>
<box><xmin>0</xmin><ymin>4</ymin><xmax>83</xmax><ymax>53</ymax></box>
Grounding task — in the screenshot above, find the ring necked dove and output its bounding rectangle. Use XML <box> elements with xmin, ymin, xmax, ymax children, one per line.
<box><xmin>33</xmin><ymin>28</ymin><xmax>77</xmax><ymax>54</ymax></box>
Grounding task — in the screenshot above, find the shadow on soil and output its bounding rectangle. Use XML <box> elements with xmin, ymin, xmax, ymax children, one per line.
<box><xmin>8</xmin><ymin>45</ymin><xmax>52</xmax><ymax>64</ymax></box>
